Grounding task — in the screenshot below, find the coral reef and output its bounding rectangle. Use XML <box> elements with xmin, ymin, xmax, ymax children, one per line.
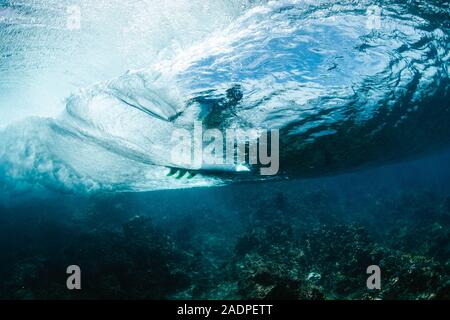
<box><xmin>0</xmin><ymin>170</ymin><xmax>449</xmax><ymax>300</ymax></box>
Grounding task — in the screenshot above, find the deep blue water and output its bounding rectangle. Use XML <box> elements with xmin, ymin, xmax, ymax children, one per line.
<box><xmin>0</xmin><ymin>0</ymin><xmax>449</xmax><ymax>300</ymax></box>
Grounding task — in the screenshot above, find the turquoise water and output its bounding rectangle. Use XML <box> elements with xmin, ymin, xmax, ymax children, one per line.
<box><xmin>0</xmin><ymin>0</ymin><xmax>449</xmax><ymax>299</ymax></box>
<box><xmin>1</xmin><ymin>0</ymin><xmax>449</xmax><ymax>193</ymax></box>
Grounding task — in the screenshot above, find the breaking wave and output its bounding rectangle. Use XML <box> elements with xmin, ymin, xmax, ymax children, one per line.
<box><xmin>0</xmin><ymin>0</ymin><xmax>449</xmax><ymax>194</ymax></box>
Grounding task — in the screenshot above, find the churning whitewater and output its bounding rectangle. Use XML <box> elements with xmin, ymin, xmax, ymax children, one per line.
<box><xmin>0</xmin><ymin>0</ymin><xmax>449</xmax><ymax>193</ymax></box>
